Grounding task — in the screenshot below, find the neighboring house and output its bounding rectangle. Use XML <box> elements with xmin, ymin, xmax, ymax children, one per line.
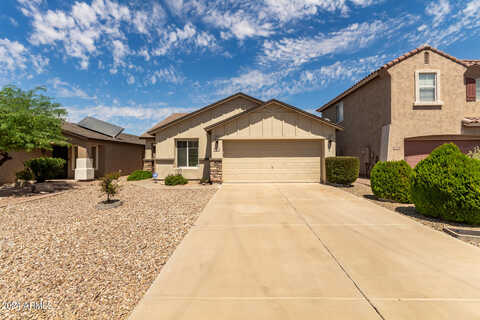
<box><xmin>0</xmin><ymin>117</ymin><xmax>144</xmax><ymax>184</ymax></box>
<box><xmin>140</xmin><ymin>93</ymin><xmax>342</xmax><ymax>183</ymax></box>
<box><xmin>318</xmin><ymin>45</ymin><xmax>480</xmax><ymax>175</ymax></box>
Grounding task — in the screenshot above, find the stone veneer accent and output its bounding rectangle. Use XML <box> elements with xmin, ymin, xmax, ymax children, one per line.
<box><xmin>143</xmin><ymin>160</ymin><xmax>154</xmax><ymax>172</ymax></box>
<box><xmin>210</xmin><ymin>159</ymin><xmax>222</xmax><ymax>183</ymax></box>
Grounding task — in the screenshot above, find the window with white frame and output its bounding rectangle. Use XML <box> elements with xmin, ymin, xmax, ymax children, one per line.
<box><xmin>416</xmin><ymin>72</ymin><xmax>438</xmax><ymax>103</ymax></box>
<box><xmin>176</xmin><ymin>140</ymin><xmax>198</xmax><ymax>168</ymax></box>
<box><xmin>336</xmin><ymin>102</ymin><xmax>344</xmax><ymax>123</ymax></box>
<box><xmin>477</xmin><ymin>79</ymin><xmax>480</xmax><ymax>102</ymax></box>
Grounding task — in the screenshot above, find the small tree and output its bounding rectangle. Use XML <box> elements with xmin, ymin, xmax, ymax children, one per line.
<box><xmin>99</xmin><ymin>172</ymin><xmax>121</xmax><ymax>203</ymax></box>
<box><xmin>0</xmin><ymin>85</ymin><xmax>68</xmax><ymax>167</ymax></box>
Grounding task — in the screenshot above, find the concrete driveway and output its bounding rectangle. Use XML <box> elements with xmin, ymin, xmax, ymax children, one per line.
<box><xmin>129</xmin><ymin>184</ymin><xmax>480</xmax><ymax>320</ymax></box>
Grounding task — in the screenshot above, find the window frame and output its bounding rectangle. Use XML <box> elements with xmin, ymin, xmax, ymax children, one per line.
<box><xmin>90</xmin><ymin>145</ymin><xmax>99</xmax><ymax>170</ymax></box>
<box><xmin>335</xmin><ymin>102</ymin><xmax>344</xmax><ymax>123</ymax></box>
<box><xmin>175</xmin><ymin>139</ymin><xmax>199</xmax><ymax>169</ymax></box>
<box><xmin>415</xmin><ymin>70</ymin><xmax>443</xmax><ymax>106</ymax></box>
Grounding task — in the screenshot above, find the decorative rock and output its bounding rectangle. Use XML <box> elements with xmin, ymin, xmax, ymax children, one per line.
<box><xmin>95</xmin><ymin>199</ymin><xmax>123</xmax><ymax>210</ymax></box>
<box><xmin>32</xmin><ymin>182</ymin><xmax>55</xmax><ymax>193</ymax></box>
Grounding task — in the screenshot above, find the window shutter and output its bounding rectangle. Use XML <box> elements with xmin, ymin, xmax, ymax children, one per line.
<box><xmin>466</xmin><ymin>77</ymin><xmax>476</xmax><ymax>102</ymax></box>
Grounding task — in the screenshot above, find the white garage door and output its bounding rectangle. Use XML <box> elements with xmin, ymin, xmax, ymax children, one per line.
<box><xmin>223</xmin><ymin>140</ymin><xmax>322</xmax><ymax>183</ymax></box>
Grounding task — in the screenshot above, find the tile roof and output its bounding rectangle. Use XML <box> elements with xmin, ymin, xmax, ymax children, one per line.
<box><xmin>62</xmin><ymin>121</ymin><xmax>144</xmax><ymax>145</ymax></box>
<box><xmin>140</xmin><ymin>113</ymin><xmax>188</xmax><ymax>138</ymax></box>
<box><xmin>317</xmin><ymin>45</ymin><xmax>480</xmax><ymax>112</ymax></box>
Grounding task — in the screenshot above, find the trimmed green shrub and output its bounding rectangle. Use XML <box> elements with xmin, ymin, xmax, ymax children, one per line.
<box><xmin>411</xmin><ymin>143</ymin><xmax>480</xmax><ymax>225</ymax></box>
<box><xmin>127</xmin><ymin>170</ymin><xmax>153</xmax><ymax>181</ymax></box>
<box><xmin>15</xmin><ymin>168</ymin><xmax>34</xmax><ymax>181</ymax></box>
<box><xmin>24</xmin><ymin>157</ymin><xmax>66</xmax><ymax>183</ymax></box>
<box><xmin>165</xmin><ymin>174</ymin><xmax>188</xmax><ymax>186</ymax></box>
<box><xmin>100</xmin><ymin>171</ymin><xmax>121</xmax><ymax>202</ymax></box>
<box><xmin>370</xmin><ymin>160</ymin><xmax>413</xmax><ymax>203</ymax></box>
<box><xmin>325</xmin><ymin>156</ymin><xmax>359</xmax><ymax>185</ymax></box>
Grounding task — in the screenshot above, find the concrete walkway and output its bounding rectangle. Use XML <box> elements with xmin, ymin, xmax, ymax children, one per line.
<box><xmin>129</xmin><ymin>184</ymin><xmax>480</xmax><ymax>320</ymax></box>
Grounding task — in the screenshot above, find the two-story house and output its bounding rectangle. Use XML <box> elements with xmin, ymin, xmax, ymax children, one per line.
<box><xmin>318</xmin><ymin>45</ymin><xmax>480</xmax><ymax>175</ymax></box>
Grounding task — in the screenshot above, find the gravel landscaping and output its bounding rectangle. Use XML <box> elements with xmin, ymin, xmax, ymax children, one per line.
<box><xmin>0</xmin><ymin>179</ymin><xmax>218</xmax><ymax>319</ymax></box>
<box><xmin>340</xmin><ymin>178</ymin><xmax>480</xmax><ymax>248</ymax></box>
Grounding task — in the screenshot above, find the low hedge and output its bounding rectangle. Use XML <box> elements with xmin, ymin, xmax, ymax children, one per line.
<box><xmin>411</xmin><ymin>143</ymin><xmax>480</xmax><ymax>225</ymax></box>
<box><xmin>370</xmin><ymin>160</ymin><xmax>413</xmax><ymax>203</ymax></box>
<box><xmin>24</xmin><ymin>157</ymin><xmax>66</xmax><ymax>183</ymax></box>
<box><xmin>325</xmin><ymin>156</ymin><xmax>359</xmax><ymax>185</ymax></box>
<box><xmin>165</xmin><ymin>174</ymin><xmax>188</xmax><ymax>186</ymax></box>
<box><xmin>15</xmin><ymin>168</ymin><xmax>34</xmax><ymax>181</ymax></box>
<box><xmin>127</xmin><ymin>170</ymin><xmax>153</xmax><ymax>181</ymax></box>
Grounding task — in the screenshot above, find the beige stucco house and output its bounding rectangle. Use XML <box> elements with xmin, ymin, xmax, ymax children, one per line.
<box><xmin>318</xmin><ymin>45</ymin><xmax>480</xmax><ymax>175</ymax></box>
<box><xmin>141</xmin><ymin>93</ymin><xmax>342</xmax><ymax>183</ymax></box>
<box><xmin>0</xmin><ymin>117</ymin><xmax>144</xmax><ymax>185</ymax></box>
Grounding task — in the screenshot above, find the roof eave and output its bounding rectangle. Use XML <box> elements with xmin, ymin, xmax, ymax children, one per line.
<box><xmin>146</xmin><ymin>92</ymin><xmax>264</xmax><ymax>135</ymax></box>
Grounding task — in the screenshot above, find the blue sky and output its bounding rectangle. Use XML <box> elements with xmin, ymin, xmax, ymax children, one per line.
<box><xmin>1</xmin><ymin>0</ymin><xmax>480</xmax><ymax>135</ymax></box>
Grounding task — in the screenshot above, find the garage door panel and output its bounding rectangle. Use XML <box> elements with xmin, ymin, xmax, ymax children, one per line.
<box><xmin>223</xmin><ymin>140</ymin><xmax>322</xmax><ymax>183</ymax></box>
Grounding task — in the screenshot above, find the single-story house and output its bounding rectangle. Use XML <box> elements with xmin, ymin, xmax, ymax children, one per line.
<box><xmin>0</xmin><ymin>117</ymin><xmax>144</xmax><ymax>184</ymax></box>
<box><xmin>140</xmin><ymin>93</ymin><xmax>343</xmax><ymax>183</ymax></box>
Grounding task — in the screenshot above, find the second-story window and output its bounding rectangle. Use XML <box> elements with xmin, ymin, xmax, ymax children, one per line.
<box><xmin>418</xmin><ymin>72</ymin><xmax>437</xmax><ymax>102</ymax></box>
<box><xmin>336</xmin><ymin>102</ymin><xmax>344</xmax><ymax>123</ymax></box>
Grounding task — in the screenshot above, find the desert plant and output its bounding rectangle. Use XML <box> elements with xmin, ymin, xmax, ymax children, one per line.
<box><xmin>370</xmin><ymin>160</ymin><xmax>413</xmax><ymax>203</ymax></box>
<box><xmin>24</xmin><ymin>157</ymin><xmax>66</xmax><ymax>182</ymax></box>
<box><xmin>164</xmin><ymin>174</ymin><xmax>188</xmax><ymax>186</ymax></box>
<box><xmin>411</xmin><ymin>143</ymin><xmax>480</xmax><ymax>225</ymax></box>
<box><xmin>127</xmin><ymin>170</ymin><xmax>152</xmax><ymax>181</ymax></box>
<box><xmin>100</xmin><ymin>172</ymin><xmax>121</xmax><ymax>202</ymax></box>
<box><xmin>15</xmin><ymin>168</ymin><xmax>34</xmax><ymax>181</ymax></box>
<box><xmin>467</xmin><ymin>146</ymin><xmax>480</xmax><ymax>160</ymax></box>
<box><xmin>325</xmin><ymin>156</ymin><xmax>360</xmax><ymax>185</ymax></box>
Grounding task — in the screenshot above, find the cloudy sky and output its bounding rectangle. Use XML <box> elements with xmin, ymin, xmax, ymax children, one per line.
<box><xmin>1</xmin><ymin>0</ymin><xmax>480</xmax><ymax>134</ymax></box>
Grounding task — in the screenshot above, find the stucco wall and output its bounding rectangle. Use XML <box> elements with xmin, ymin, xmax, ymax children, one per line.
<box><xmin>322</xmin><ymin>75</ymin><xmax>390</xmax><ymax>175</ymax></box>
<box><xmin>387</xmin><ymin>50</ymin><xmax>480</xmax><ymax>160</ymax></box>
<box><xmin>0</xmin><ymin>150</ymin><xmax>51</xmax><ymax>185</ymax></box>
<box><xmin>153</xmin><ymin>96</ymin><xmax>261</xmax><ymax>180</ymax></box>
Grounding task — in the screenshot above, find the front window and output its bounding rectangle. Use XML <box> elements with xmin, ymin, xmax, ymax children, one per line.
<box><xmin>418</xmin><ymin>72</ymin><xmax>437</xmax><ymax>102</ymax></box>
<box><xmin>176</xmin><ymin>140</ymin><xmax>198</xmax><ymax>168</ymax></box>
<box><xmin>336</xmin><ymin>102</ymin><xmax>344</xmax><ymax>123</ymax></box>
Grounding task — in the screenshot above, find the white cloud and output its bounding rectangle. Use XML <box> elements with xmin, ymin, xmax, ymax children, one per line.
<box><xmin>426</xmin><ymin>0</ymin><xmax>451</xmax><ymax>26</ymax></box>
<box><xmin>127</xmin><ymin>75</ymin><xmax>135</xmax><ymax>84</ymax></box>
<box><xmin>48</xmin><ymin>77</ymin><xmax>96</xmax><ymax>99</ymax></box>
<box><xmin>150</xmin><ymin>66</ymin><xmax>185</xmax><ymax>85</ymax></box>
<box><xmin>66</xmin><ymin>104</ymin><xmax>193</xmax><ymax>123</ymax></box>
<box><xmin>260</xmin><ymin>20</ymin><xmax>397</xmax><ymax>66</ymax></box>
<box><xmin>151</xmin><ymin>23</ymin><xmax>217</xmax><ymax>56</ymax></box>
<box><xmin>213</xmin><ymin>54</ymin><xmax>389</xmax><ymax>99</ymax></box>
<box><xmin>0</xmin><ymin>38</ymin><xmax>49</xmax><ymax>75</ymax></box>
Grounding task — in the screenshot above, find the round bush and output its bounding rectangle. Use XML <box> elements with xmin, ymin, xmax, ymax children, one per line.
<box><xmin>325</xmin><ymin>156</ymin><xmax>359</xmax><ymax>185</ymax></box>
<box><xmin>411</xmin><ymin>143</ymin><xmax>480</xmax><ymax>225</ymax></box>
<box><xmin>24</xmin><ymin>157</ymin><xmax>66</xmax><ymax>182</ymax></box>
<box><xmin>370</xmin><ymin>160</ymin><xmax>413</xmax><ymax>203</ymax></box>
<box><xmin>127</xmin><ymin>170</ymin><xmax>153</xmax><ymax>181</ymax></box>
<box><xmin>164</xmin><ymin>174</ymin><xmax>188</xmax><ymax>186</ymax></box>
